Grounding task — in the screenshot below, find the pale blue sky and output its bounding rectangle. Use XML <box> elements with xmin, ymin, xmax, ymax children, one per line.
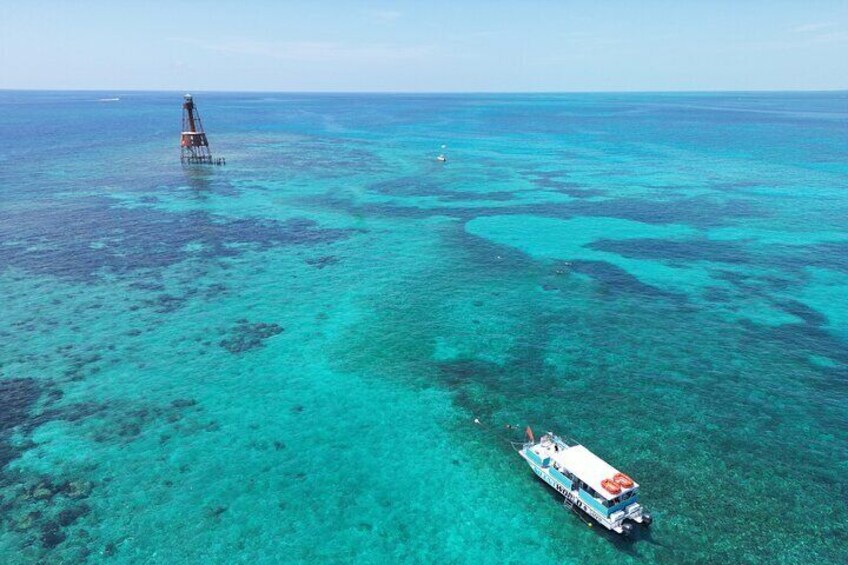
<box><xmin>1</xmin><ymin>1</ymin><xmax>846</xmax><ymax>91</ymax></box>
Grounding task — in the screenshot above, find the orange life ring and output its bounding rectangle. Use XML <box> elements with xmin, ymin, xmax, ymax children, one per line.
<box><xmin>601</xmin><ymin>478</ymin><xmax>621</xmax><ymax>494</ymax></box>
<box><xmin>613</xmin><ymin>473</ymin><xmax>634</xmax><ymax>488</ymax></box>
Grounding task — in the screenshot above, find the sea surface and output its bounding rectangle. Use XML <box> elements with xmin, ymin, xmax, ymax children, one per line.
<box><xmin>1</xmin><ymin>90</ymin><xmax>847</xmax><ymax>564</ymax></box>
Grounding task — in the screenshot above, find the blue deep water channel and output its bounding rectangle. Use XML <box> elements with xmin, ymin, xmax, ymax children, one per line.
<box><xmin>0</xmin><ymin>91</ymin><xmax>847</xmax><ymax>563</ymax></box>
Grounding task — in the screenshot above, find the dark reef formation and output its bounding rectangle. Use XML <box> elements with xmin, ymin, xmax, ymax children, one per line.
<box><xmin>0</xmin><ymin>370</ymin><xmax>204</xmax><ymax>556</ymax></box>
<box><xmin>219</xmin><ymin>320</ymin><xmax>284</xmax><ymax>354</ymax></box>
<box><xmin>305</xmin><ymin>255</ymin><xmax>340</xmax><ymax>269</ymax></box>
<box><xmin>0</xmin><ymin>198</ymin><xmax>357</xmax><ymax>282</ymax></box>
<box><xmin>0</xmin><ymin>378</ymin><xmax>41</xmax><ymax>469</ymax></box>
<box><xmin>2</xmin><ymin>474</ymin><xmax>95</xmax><ymax>551</ymax></box>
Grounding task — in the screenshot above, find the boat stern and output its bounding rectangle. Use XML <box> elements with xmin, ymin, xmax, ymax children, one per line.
<box><xmin>608</xmin><ymin>501</ymin><xmax>650</xmax><ymax>533</ymax></box>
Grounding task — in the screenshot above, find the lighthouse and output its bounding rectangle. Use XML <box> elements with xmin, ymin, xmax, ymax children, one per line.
<box><xmin>180</xmin><ymin>94</ymin><xmax>225</xmax><ymax>165</ymax></box>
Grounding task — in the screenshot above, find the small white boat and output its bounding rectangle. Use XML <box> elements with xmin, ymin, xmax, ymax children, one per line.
<box><xmin>518</xmin><ymin>429</ymin><xmax>652</xmax><ymax>535</ymax></box>
<box><xmin>436</xmin><ymin>144</ymin><xmax>447</xmax><ymax>162</ymax></box>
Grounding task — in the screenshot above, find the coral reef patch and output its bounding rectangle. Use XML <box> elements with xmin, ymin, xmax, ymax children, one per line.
<box><xmin>219</xmin><ymin>321</ymin><xmax>284</xmax><ymax>354</ymax></box>
<box><xmin>0</xmin><ymin>378</ymin><xmax>41</xmax><ymax>469</ymax></box>
<box><xmin>0</xmin><ymin>199</ymin><xmax>356</xmax><ymax>282</ymax></box>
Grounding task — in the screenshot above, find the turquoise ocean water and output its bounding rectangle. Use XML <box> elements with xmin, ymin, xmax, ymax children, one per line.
<box><xmin>1</xmin><ymin>91</ymin><xmax>847</xmax><ymax>563</ymax></box>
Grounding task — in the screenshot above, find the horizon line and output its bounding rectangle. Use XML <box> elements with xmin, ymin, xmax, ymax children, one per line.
<box><xmin>1</xmin><ymin>87</ymin><xmax>846</xmax><ymax>95</ymax></box>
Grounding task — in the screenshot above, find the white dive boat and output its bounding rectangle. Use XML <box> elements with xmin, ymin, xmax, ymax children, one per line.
<box><xmin>518</xmin><ymin>429</ymin><xmax>652</xmax><ymax>535</ymax></box>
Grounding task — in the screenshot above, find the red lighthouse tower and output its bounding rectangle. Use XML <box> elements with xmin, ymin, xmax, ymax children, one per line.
<box><xmin>180</xmin><ymin>94</ymin><xmax>224</xmax><ymax>165</ymax></box>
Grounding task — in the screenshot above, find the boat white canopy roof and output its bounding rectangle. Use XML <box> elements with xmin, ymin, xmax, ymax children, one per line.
<box><xmin>556</xmin><ymin>444</ymin><xmax>639</xmax><ymax>500</ymax></box>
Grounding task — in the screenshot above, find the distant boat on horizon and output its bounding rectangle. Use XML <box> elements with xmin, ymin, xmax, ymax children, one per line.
<box><xmin>97</xmin><ymin>97</ymin><xmax>121</xmax><ymax>102</ymax></box>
